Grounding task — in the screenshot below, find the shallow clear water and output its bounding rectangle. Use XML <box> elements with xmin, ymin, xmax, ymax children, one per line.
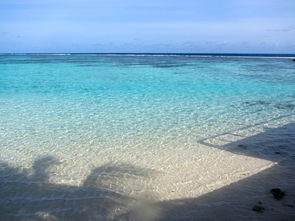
<box><xmin>1</xmin><ymin>55</ymin><xmax>295</xmax><ymax>148</ymax></box>
<box><xmin>1</xmin><ymin>54</ymin><xmax>295</xmax><ymax>219</ymax></box>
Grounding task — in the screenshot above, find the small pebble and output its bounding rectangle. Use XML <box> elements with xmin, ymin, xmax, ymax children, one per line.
<box><xmin>270</xmin><ymin>188</ymin><xmax>285</xmax><ymax>200</ymax></box>
<box><xmin>252</xmin><ymin>203</ymin><xmax>264</xmax><ymax>213</ymax></box>
<box><xmin>238</xmin><ymin>144</ymin><xmax>247</xmax><ymax>149</ymax></box>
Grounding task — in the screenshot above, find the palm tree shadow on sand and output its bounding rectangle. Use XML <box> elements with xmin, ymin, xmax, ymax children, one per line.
<box><xmin>0</xmin><ymin>158</ymin><xmax>158</xmax><ymax>221</ymax></box>
<box><xmin>1</xmin><ymin>122</ymin><xmax>295</xmax><ymax>221</ymax></box>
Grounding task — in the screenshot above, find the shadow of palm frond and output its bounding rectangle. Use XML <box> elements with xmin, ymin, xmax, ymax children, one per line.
<box><xmin>0</xmin><ymin>157</ymin><xmax>158</xmax><ymax>221</ymax></box>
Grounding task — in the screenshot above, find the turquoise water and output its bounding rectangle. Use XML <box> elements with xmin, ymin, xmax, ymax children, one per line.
<box><xmin>1</xmin><ymin>54</ymin><xmax>295</xmax><ymax>219</ymax></box>
<box><xmin>1</xmin><ymin>55</ymin><xmax>295</xmax><ymax>144</ymax></box>
<box><xmin>1</xmin><ymin>55</ymin><xmax>295</xmax><ymax>159</ymax></box>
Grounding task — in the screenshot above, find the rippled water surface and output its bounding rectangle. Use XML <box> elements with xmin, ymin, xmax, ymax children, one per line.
<box><xmin>1</xmin><ymin>54</ymin><xmax>295</xmax><ymax>220</ymax></box>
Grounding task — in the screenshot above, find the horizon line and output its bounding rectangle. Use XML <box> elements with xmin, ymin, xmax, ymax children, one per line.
<box><xmin>1</xmin><ymin>52</ymin><xmax>295</xmax><ymax>56</ymax></box>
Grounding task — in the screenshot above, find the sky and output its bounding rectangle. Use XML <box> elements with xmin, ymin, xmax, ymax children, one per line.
<box><xmin>0</xmin><ymin>0</ymin><xmax>295</xmax><ymax>53</ymax></box>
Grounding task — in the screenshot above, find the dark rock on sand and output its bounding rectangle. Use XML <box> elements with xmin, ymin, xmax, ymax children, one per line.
<box><xmin>270</xmin><ymin>188</ymin><xmax>285</xmax><ymax>200</ymax></box>
<box><xmin>252</xmin><ymin>202</ymin><xmax>264</xmax><ymax>213</ymax></box>
<box><xmin>238</xmin><ymin>144</ymin><xmax>248</xmax><ymax>149</ymax></box>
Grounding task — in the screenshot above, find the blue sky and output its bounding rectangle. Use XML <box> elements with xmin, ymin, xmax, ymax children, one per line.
<box><xmin>0</xmin><ymin>0</ymin><xmax>295</xmax><ymax>53</ymax></box>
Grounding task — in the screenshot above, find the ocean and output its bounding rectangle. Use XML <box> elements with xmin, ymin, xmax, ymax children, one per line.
<box><xmin>1</xmin><ymin>54</ymin><xmax>295</xmax><ymax>220</ymax></box>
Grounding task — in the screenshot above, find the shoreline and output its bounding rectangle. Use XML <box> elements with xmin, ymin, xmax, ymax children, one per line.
<box><xmin>1</xmin><ymin>118</ymin><xmax>295</xmax><ymax>220</ymax></box>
